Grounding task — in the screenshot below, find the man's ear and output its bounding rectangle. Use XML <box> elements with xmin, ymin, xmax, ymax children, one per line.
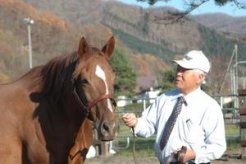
<box><xmin>198</xmin><ymin>73</ymin><xmax>205</xmax><ymax>84</ymax></box>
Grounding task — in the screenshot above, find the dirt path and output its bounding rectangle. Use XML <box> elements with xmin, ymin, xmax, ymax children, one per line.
<box><xmin>85</xmin><ymin>154</ymin><xmax>245</xmax><ymax>164</ymax></box>
<box><xmin>86</xmin><ymin>156</ymin><xmax>159</xmax><ymax>164</ymax></box>
<box><xmin>85</xmin><ymin>146</ymin><xmax>245</xmax><ymax>164</ymax></box>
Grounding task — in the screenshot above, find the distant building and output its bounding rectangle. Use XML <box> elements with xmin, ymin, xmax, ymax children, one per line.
<box><xmin>239</xmin><ymin>77</ymin><xmax>246</xmax><ymax>89</ymax></box>
<box><xmin>117</xmin><ymin>95</ymin><xmax>131</xmax><ymax>107</ymax></box>
<box><xmin>144</xmin><ymin>87</ymin><xmax>161</xmax><ymax>103</ymax></box>
<box><xmin>137</xmin><ymin>76</ymin><xmax>157</xmax><ymax>92</ymax></box>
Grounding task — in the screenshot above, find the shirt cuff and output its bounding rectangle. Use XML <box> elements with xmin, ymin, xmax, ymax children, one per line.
<box><xmin>132</xmin><ymin>118</ymin><xmax>142</xmax><ymax>135</ymax></box>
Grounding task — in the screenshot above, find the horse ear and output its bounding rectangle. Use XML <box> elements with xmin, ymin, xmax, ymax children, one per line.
<box><xmin>102</xmin><ymin>36</ymin><xmax>115</xmax><ymax>59</ymax></box>
<box><xmin>78</xmin><ymin>37</ymin><xmax>89</xmax><ymax>57</ymax></box>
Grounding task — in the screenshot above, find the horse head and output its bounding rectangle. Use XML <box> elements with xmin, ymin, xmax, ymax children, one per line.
<box><xmin>73</xmin><ymin>36</ymin><xmax>117</xmax><ymax>141</ymax></box>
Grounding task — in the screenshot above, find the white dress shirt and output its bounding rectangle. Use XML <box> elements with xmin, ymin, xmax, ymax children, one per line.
<box><xmin>134</xmin><ymin>88</ymin><xmax>226</xmax><ymax>164</ymax></box>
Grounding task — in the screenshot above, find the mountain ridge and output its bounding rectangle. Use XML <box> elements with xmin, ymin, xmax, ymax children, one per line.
<box><xmin>0</xmin><ymin>0</ymin><xmax>245</xmax><ymax>93</ymax></box>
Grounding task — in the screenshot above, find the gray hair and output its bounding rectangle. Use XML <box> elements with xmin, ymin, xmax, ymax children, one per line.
<box><xmin>193</xmin><ymin>69</ymin><xmax>207</xmax><ymax>84</ymax></box>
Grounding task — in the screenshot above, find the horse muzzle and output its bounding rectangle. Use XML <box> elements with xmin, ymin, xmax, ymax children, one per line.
<box><xmin>98</xmin><ymin>120</ymin><xmax>117</xmax><ymax>141</ymax></box>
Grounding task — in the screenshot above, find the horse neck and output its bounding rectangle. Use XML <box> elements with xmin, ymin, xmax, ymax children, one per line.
<box><xmin>51</xmin><ymin>90</ymin><xmax>88</xmax><ymax>125</ymax></box>
<box><xmin>3</xmin><ymin>66</ymin><xmax>43</xmax><ymax>91</ymax></box>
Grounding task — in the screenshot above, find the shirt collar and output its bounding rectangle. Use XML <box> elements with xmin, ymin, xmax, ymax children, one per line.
<box><xmin>183</xmin><ymin>87</ymin><xmax>202</xmax><ymax>106</ymax></box>
<box><xmin>172</xmin><ymin>87</ymin><xmax>202</xmax><ymax>106</ymax></box>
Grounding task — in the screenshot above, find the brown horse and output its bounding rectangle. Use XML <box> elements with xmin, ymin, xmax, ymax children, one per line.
<box><xmin>68</xmin><ymin>118</ymin><xmax>94</xmax><ymax>164</ymax></box>
<box><xmin>0</xmin><ymin>36</ymin><xmax>117</xmax><ymax>164</ymax></box>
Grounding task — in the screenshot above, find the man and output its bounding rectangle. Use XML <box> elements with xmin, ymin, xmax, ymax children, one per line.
<box><xmin>122</xmin><ymin>50</ymin><xmax>226</xmax><ymax>164</ymax></box>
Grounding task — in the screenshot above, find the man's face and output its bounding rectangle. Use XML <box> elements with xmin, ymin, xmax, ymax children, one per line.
<box><xmin>175</xmin><ymin>65</ymin><xmax>203</xmax><ymax>95</ymax></box>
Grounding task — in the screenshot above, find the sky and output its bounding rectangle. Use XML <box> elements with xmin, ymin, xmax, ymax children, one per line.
<box><xmin>117</xmin><ymin>0</ymin><xmax>246</xmax><ymax>17</ymax></box>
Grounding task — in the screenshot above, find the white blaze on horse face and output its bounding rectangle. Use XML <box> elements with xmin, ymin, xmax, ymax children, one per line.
<box><xmin>95</xmin><ymin>65</ymin><xmax>114</xmax><ymax>112</ymax></box>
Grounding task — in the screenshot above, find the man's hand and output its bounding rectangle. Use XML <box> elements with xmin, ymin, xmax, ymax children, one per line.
<box><xmin>122</xmin><ymin>113</ymin><xmax>138</xmax><ymax>128</ymax></box>
<box><xmin>175</xmin><ymin>146</ymin><xmax>196</xmax><ymax>163</ymax></box>
<box><xmin>182</xmin><ymin>148</ymin><xmax>196</xmax><ymax>163</ymax></box>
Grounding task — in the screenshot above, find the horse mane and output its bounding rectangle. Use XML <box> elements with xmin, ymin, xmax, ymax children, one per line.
<box><xmin>41</xmin><ymin>52</ymin><xmax>79</xmax><ymax>102</ymax></box>
<box><xmin>40</xmin><ymin>46</ymin><xmax>101</xmax><ymax>103</ymax></box>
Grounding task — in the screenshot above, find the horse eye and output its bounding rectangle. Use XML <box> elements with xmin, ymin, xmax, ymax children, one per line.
<box><xmin>81</xmin><ymin>79</ymin><xmax>88</xmax><ymax>84</ymax></box>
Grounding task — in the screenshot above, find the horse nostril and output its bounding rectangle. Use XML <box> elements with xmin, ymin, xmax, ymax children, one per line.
<box><xmin>100</xmin><ymin>121</ymin><xmax>116</xmax><ymax>140</ymax></box>
<box><xmin>102</xmin><ymin>122</ymin><xmax>110</xmax><ymax>132</ymax></box>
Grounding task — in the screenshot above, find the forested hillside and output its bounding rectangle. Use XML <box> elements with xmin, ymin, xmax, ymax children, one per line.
<box><xmin>192</xmin><ymin>13</ymin><xmax>246</xmax><ymax>41</ymax></box>
<box><xmin>0</xmin><ymin>0</ymin><xmax>246</xmax><ymax>94</ymax></box>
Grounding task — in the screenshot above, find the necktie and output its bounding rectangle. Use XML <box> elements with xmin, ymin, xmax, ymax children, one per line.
<box><xmin>160</xmin><ymin>96</ymin><xmax>185</xmax><ymax>150</ymax></box>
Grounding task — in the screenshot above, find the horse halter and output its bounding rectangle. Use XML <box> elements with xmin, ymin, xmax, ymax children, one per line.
<box><xmin>72</xmin><ymin>79</ymin><xmax>116</xmax><ymax>118</ymax></box>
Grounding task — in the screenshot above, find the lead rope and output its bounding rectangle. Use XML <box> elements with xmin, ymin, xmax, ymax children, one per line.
<box><xmin>132</xmin><ymin>127</ymin><xmax>138</xmax><ymax>164</ymax></box>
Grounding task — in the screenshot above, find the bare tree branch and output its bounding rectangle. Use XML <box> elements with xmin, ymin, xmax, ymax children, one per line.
<box><xmin>140</xmin><ymin>0</ymin><xmax>246</xmax><ymax>24</ymax></box>
<box><xmin>231</xmin><ymin>0</ymin><xmax>246</xmax><ymax>9</ymax></box>
<box><xmin>151</xmin><ymin>0</ymin><xmax>209</xmax><ymax>24</ymax></box>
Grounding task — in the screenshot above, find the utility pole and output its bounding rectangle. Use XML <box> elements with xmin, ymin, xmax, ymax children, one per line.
<box><xmin>219</xmin><ymin>44</ymin><xmax>237</xmax><ymax>95</ymax></box>
<box><xmin>234</xmin><ymin>44</ymin><xmax>238</xmax><ymax>96</ymax></box>
<box><xmin>23</xmin><ymin>17</ymin><xmax>34</xmax><ymax>69</ymax></box>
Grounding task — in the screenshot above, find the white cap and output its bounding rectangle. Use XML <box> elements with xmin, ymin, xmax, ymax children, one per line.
<box><xmin>173</xmin><ymin>50</ymin><xmax>211</xmax><ymax>73</ymax></box>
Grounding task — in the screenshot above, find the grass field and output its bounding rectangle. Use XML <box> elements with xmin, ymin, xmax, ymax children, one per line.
<box><xmin>86</xmin><ymin>122</ymin><xmax>243</xmax><ymax>164</ymax></box>
<box><xmin>112</xmin><ymin>115</ymin><xmax>241</xmax><ymax>157</ymax></box>
<box><xmin>225</xmin><ymin>124</ymin><xmax>240</xmax><ymax>151</ymax></box>
<box><xmin>87</xmin><ymin>103</ymin><xmax>243</xmax><ymax>163</ymax></box>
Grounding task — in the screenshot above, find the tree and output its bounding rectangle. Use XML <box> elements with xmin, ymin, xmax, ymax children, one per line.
<box><xmin>137</xmin><ymin>0</ymin><xmax>246</xmax><ymax>23</ymax></box>
<box><xmin>137</xmin><ymin>0</ymin><xmax>246</xmax><ymax>8</ymax></box>
<box><xmin>160</xmin><ymin>67</ymin><xmax>210</xmax><ymax>93</ymax></box>
<box><xmin>110</xmin><ymin>48</ymin><xmax>137</xmax><ymax>96</ymax></box>
<box><xmin>160</xmin><ymin>68</ymin><xmax>175</xmax><ymax>92</ymax></box>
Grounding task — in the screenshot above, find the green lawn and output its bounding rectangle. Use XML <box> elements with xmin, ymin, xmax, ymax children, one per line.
<box><xmin>225</xmin><ymin>124</ymin><xmax>240</xmax><ymax>151</ymax></box>
<box><xmin>113</xmin><ymin>118</ymin><xmax>240</xmax><ymax>156</ymax></box>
